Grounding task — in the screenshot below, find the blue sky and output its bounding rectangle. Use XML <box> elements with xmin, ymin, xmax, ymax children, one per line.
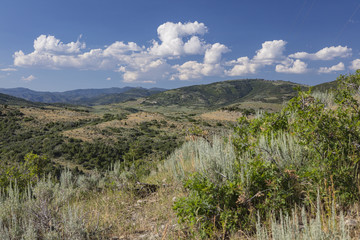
<box><xmin>0</xmin><ymin>0</ymin><xmax>360</xmax><ymax>91</ymax></box>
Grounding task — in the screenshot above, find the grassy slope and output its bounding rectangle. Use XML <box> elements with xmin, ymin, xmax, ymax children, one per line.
<box><xmin>73</xmin><ymin>88</ymin><xmax>165</xmax><ymax>106</ymax></box>
<box><xmin>145</xmin><ymin>79</ymin><xmax>305</xmax><ymax>108</ymax></box>
<box><xmin>312</xmin><ymin>80</ymin><xmax>338</xmax><ymax>92</ymax></box>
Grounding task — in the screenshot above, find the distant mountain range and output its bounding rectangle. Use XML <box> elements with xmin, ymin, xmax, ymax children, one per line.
<box><xmin>0</xmin><ymin>79</ymin><xmax>338</xmax><ymax>108</ymax></box>
<box><xmin>0</xmin><ymin>87</ymin><xmax>166</xmax><ymax>106</ymax></box>
<box><xmin>0</xmin><ymin>93</ymin><xmax>45</xmax><ymax>107</ymax></box>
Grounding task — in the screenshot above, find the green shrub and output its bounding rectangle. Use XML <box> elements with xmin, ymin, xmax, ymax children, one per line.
<box><xmin>0</xmin><ymin>153</ymin><xmax>50</xmax><ymax>190</ymax></box>
<box><xmin>173</xmin><ymin>173</ymin><xmax>246</xmax><ymax>238</ymax></box>
<box><xmin>172</xmin><ymin>70</ymin><xmax>360</xmax><ymax>238</ymax></box>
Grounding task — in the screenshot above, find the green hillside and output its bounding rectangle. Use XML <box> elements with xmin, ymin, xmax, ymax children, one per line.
<box><xmin>0</xmin><ymin>93</ymin><xmax>44</xmax><ymax>107</ymax></box>
<box><xmin>312</xmin><ymin>80</ymin><xmax>338</xmax><ymax>92</ymax></box>
<box><xmin>73</xmin><ymin>87</ymin><xmax>165</xmax><ymax>106</ymax></box>
<box><xmin>144</xmin><ymin>79</ymin><xmax>306</xmax><ymax>108</ymax></box>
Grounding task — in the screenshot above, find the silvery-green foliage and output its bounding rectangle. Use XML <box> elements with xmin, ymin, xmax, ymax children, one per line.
<box><xmin>312</xmin><ymin>91</ymin><xmax>334</xmax><ymax>108</ymax></box>
<box><xmin>256</xmin><ymin>205</ymin><xmax>350</xmax><ymax>240</ymax></box>
<box><xmin>256</xmin><ymin>131</ymin><xmax>307</xmax><ymax>169</ymax></box>
<box><xmin>0</xmin><ymin>183</ymin><xmax>21</xmax><ymax>220</ymax></box>
<box><xmin>22</xmin><ymin>218</ymin><xmax>37</xmax><ymax>240</ymax></box>
<box><xmin>0</xmin><ymin>218</ymin><xmax>11</xmax><ymax>240</ymax></box>
<box><xmin>76</xmin><ymin>170</ymin><xmax>102</xmax><ymax>192</ymax></box>
<box><xmin>103</xmin><ymin>161</ymin><xmax>124</xmax><ymax>189</ymax></box>
<box><xmin>0</xmin><ymin>183</ymin><xmax>24</xmax><ymax>239</ymax></box>
<box><xmin>61</xmin><ymin>205</ymin><xmax>87</xmax><ymax>239</ymax></box>
<box><xmin>0</xmin><ymin>170</ymin><xmax>97</xmax><ymax>239</ymax></box>
<box><xmin>32</xmin><ymin>173</ymin><xmax>75</xmax><ymax>208</ymax></box>
<box><xmin>43</xmin><ymin>230</ymin><xmax>60</xmax><ymax>240</ymax></box>
<box><xmin>255</xmin><ymin>110</ymin><xmax>265</xmax><ymax>119</ymax></box>
<box><xmin>165</xmin><ymin>135</ymin><xmax>236</xmax><ymax>183</ymax></box>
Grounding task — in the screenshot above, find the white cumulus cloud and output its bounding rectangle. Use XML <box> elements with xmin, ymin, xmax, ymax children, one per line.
<box><xmin>289</xmin><ymin>46</ymin><xmax>352</xmax><ymax>60</ymax></box>
<box><xmin>318</xmin><ymin>62</ymin><xmax>345</xmax><ymax>73</ymax></box>
<box><xmin>183</xmin><ymin>36</ymin><xmax>206</xmax><ymax>55</ymax></box>
<box><xmin>33</xmin><ymin>35</ymin><xmax>85</xmax><ymax>54</ymax></box>
<box><xmin>13</xmin><ymin>22</ymin><xmax>359</xmax><ymax>83</ymax></box>
<box><xmin>253</xmin><ymin>40</ymin><xmax>287</xmax><ymax>64</ymax></box>
<box><xmin>13</xmin><ymin>22</ymin><xmax>214</xmax><ymax>83</ymax></box>
<box><xmin>204</xmin><ymin>43</ymin><xmax>229</xmax><ymax>64</ymax></box>
<box><xmin>21</xmin><ymin>75</ymin><xmax>36</xmax><ymax>82</ymax></box>
<box><xmin>103</xmin><ymin>41</ymin><xmax>142</xmax><ymax>57</ymax></box>
<box><xmin>0</xmin><ymin>68</ymin><xmax>17</xmax><ymax>72</ymax></box>
<box><xmin>226</xmin><ymin>40</ymin><xmax>287</xmax><ymax>76</ymax></box>
<box><xmin>149</xmin><ymin>21</ymin><xmax>208</xmax><ymax>56</ymax></box>
<box><xmin>275</xmin><ymin>59</ymin><xmax>308</xmax><ymax>74</ymax></box>
<box><xmin>171</xmin><ymin>43</ymin><xmax>229</xmax><ymax>80</ymax></box>
<box><xmin>14</xmin><ymin>39</ymin><xmax>142</xmax><ymax>70</ymax></box>
<box><xmin>350</xmin><ymin>59</ymin><xmax>360</xmax><ymax>70</ymax></box>
<box><xmin>225</xmin><ymin>57</ymin><xmax>258</xmax><ymax>76</ymax></box>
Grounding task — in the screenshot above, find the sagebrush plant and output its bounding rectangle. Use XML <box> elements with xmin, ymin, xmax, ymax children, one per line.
<box><xmin>311</xmin><ymin>91</ymin><xmax>335</xmax><ymax>109</ymax></box>
<box><xmin>171</xmin><ymin>70</ymin><xmax>360</xmax><ymax>238</ymax></box>
<box><xmin>0</xmin><ymin>166</ymin><xmax>118</xmax><ymax>239</ymax></box>
<box><xmin>0</xmin><ymin>155</ymin><xmax>151</xmax><ymax>239</ymax></box>
<box><xmin>256</xmin><ymin>196</ymin><xmax>350</xmax><ymax>240</ymax></box>
<box><xmin>165</xmin><ymin>135</ymin><xmax>236</xmax><ymax>182</ymax></box>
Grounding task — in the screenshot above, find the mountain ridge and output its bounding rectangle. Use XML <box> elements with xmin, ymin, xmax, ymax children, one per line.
<box><xmin>0</xmin><ymin>78</ymin><xmax>338</xmax><ymax>108</ymax></box>
<box><xmin>143</xmin><ymin>78</ymin><xmax>309</xmax><ymax>108</ymax></box>
<box><xmin>0</xmin><ymin>86</ymin><xmax>167</xmax><ymax>105</ymax></box>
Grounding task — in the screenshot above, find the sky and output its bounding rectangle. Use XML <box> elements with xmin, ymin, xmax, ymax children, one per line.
<box><xmin>0</xmin><ymin>0</ymin><xmax>360</xmax><ymax>91</ymax></box>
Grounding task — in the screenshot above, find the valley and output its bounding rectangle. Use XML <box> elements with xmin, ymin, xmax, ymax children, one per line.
<box><xmin>2</xmin><ymin>76</ymin><xmax>356</xmax><ymax>239</ymax></box>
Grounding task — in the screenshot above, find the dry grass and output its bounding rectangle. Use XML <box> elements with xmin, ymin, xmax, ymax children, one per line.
<box><xmin>199</xmin><ymin>110</ymin><xmax>243</xmax><ymax>122</ymax></box>
<box><xmin>235</xmin><ymin>101</ymin><xmax>284</xmax><ymax>112</ymax></box>
<box><xmin>62</xmin><ymin>120</ymin><xmax>124</xmax><ymax>142</ymax></box>
<box><xmin>62</xmin><ymin>112</ymin><xmax>167</xmax><ymax>142</ymax></box>
<box><xmin>20</xmin><ymin>107</ymin><xmax>94</xmax><ymax>123</ymax></box>
<box><xmin>62</xmin><ymin>126</ymin><xmax>110</xmax><ymax>142</ymax></box>
<box><xmin>62</xmin><ymin>112</ymin><xmax>177</xmax><ymax>142</ymax></box>
<box><xmin>82</xmin><ymin>172</ymin><xmax>186</xmax><ymax>239</ymax></box>
<box><xmin>120</xmin><ymin>112</ymin><xmax>166</xmax><ymax>128</ymax></box>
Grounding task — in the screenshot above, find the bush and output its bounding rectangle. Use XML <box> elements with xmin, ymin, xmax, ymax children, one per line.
<box><xmin>171</xmin><ymin>70</ymin><xmax>360</xmax><ymax>238</ymax></box>
<box><xmin>0</xmin><ymin>152</ymin><xmax>50</xmax><ymax>190</ymax></box>
<box><xmin>174</xmin><ymin>173</ymin><xmax>246</xmax><ymax>238</ymax></box>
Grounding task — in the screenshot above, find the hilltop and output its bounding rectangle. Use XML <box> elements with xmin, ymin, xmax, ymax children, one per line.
<box><xmin>143</xmin><ymin>79</ymin><xmax>307</xmax><ymax>108</ymax></box>
<box><xmin>0</xmin><ymin>92</ymin><xmax>46</xmax><ymax>107</ymax></box>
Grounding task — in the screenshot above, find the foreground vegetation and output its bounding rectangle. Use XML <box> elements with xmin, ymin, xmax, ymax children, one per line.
<box><xmin>1</xmin><ymin>72</ymin><xmax>360</xmax><ymax>239</ymax></box>
<box><xmin>170</xmin><ymin>71</ymin><xmax>360</xmax><ymax>238</ymax></box>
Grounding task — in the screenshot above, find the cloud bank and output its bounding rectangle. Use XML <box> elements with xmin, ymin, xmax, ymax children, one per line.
<box><xmin>13</xmin><ymin>21</ymin><xmax>356</xmax><ymax>83</ymax></box>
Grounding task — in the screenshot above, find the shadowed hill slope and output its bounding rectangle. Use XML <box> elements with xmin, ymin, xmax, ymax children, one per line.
<box><xmin>0</xmin><ymin>87</ymin><xmax>166</xmax><ymax>105</ymax></box>
<box><xmin>144</xmin><ymin>79</ymin><xmax>306</xmax><ymax>108</ymax></box>
<box><xmin>0</xmin><ymin>93</ymin><xmax>45</xmax><ymax>107</ymax></box>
